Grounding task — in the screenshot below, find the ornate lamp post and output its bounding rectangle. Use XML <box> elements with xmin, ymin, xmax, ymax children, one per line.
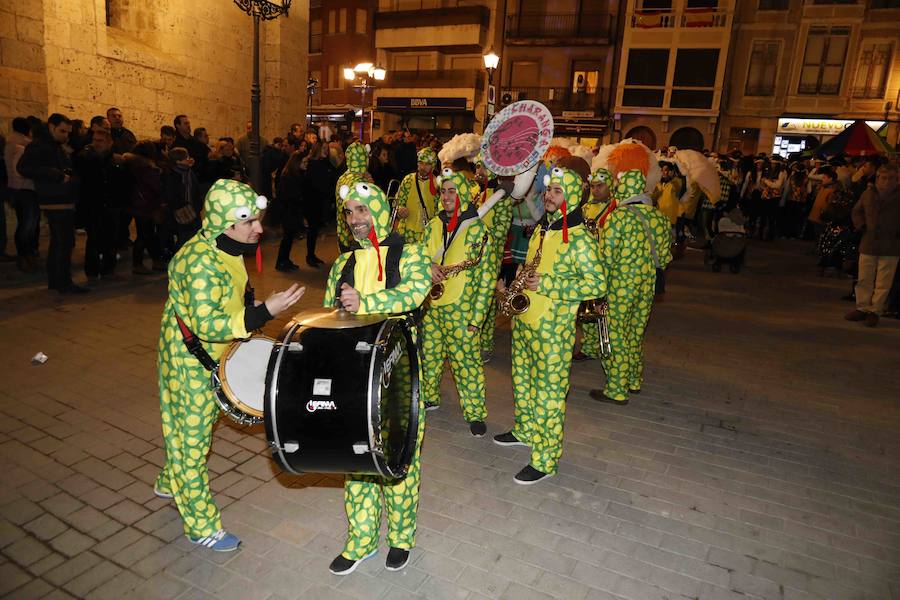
<box><xmin>306</xmin><ymin>77</ymin><xmax>319</xmax><ymax>128</ymax></box>
<box><xmin>343</xmin><ymin>62</ymin><xmax>386</xmax><ymax>142</ymax></box>
<box><xmin>233</xmin><ymin>0</ymin><xmax>292</xmax><ymax>193</ymax></box>
<box><xmin>482</xmin><ymin>49</ymin><xmax>499</xmax><ymax>130</ymax></box>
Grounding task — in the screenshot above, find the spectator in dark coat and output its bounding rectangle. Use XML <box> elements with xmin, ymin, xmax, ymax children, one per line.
<box><xmin>17</xmin><ymin>113</ymin><xmax>88</xmax><ymax>294</ymax></box>
<box><xmin>208</xmin><ymin>138</ymin><xmax>246</xmax><ymax>183</ymax></box>
<box><xmin>74</xmin><ymin>128</ymin><xmax>125</xmax><ymax>279</ymax></box>
<box><xmin>274</xmin><ymin>149</ymin><xmax>307</xmax><ymax>271</ymax></box>
<box><xmin>160</xmin><ymin>147</ymin><xmax>201</xmax><ymax>253</ymax></box>
<box><xmin>4</xmin><ymin>117</ymin><xmax>39</xmax><ymax>270</ymax></box>
<box><xmin>107</xmin><ymin>107</ymin><xmax>137</xmax><ymax>154</ymax></box>
<box><xmin>369</xmin><ymin>146</ymin><xmax>396</xmax><ymax>194</ymax></box>
<box><xmin>303</xmin><ymin>142</ymin><xmax>341</xmax><ymax>267</ymax></box>
<box><xmin>126</xmin><ymin>141</ymin><xmax>165</xmax><ymax>275</ymax></box>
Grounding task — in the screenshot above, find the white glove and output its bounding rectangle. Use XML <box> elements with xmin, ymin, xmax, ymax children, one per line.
<box><xmin>511</xmin><ymin>163</ymin><xmax>539</xmax><ymax>200</ymax></box>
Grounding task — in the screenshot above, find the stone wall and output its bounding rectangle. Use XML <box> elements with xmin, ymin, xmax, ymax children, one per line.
<box><xmin>1</xmin><ymin>0</ymin><xmax>308</xmax><ymax>143</ymax></box>
<box><xmin>0</xmin><ymin>0</ymin><xmax>49</xmax><ymax>126</ymax></box>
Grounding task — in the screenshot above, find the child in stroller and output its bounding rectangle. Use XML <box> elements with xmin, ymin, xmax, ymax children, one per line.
<box><xmin>710</xmin><ymin>205</ymin><xmax>747</xmax><ymax>273</ymax></box>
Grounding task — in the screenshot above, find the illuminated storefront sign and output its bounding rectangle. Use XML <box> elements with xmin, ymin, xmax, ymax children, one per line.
<box><xmin>776</xmin><ymin>118</ymin><xmax>885</xmax><ymax>136</ymax></box>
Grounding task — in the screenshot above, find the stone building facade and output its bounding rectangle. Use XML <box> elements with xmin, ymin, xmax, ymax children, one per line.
<box><xmin>0</xmin><ymin>0</ymin><xmax>308</xmax><ymax>141</ymax></box>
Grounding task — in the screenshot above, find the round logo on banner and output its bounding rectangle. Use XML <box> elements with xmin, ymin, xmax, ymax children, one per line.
<box><xmin>481</xmin><ymin>100</ymin><xmax>554</xmax><ymax>176</ymax></box>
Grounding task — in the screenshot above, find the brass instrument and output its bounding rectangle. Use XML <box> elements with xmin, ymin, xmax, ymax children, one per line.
<box><xmin>584</xmin><ymin>217</ymin><xmax>599</xmax><ymax>236</ymax></box>
<box><xmin>386</xmin><ymin>179</ymin><xmax>402</xmax><ymax>230</ymax></box>
<box><xmin>577</xmin><ymin>299</ymin><xmax>611</xmax><ymax>358</ymax></box>
<box><xmin>499</xmin><ymin>230</ymin><xmax>545</xmax><ymax>317</ymax></box>
<box><xmin>429</xmin><ymin>232</ymin><xmax>490</xmax><ymax>300</ymax></box>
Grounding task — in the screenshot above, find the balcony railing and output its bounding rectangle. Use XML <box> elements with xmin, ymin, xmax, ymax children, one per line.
<box><xmin>500</xmin><ymin>87</ymin><xmax>608</xmax><ymax>115</ymax></box>
<box><xmin>506</xmin><ymin>13</ymin><xmax>613</xmax><ymax>40</ymax></box>
<box><xmin>388</xmin><ymin>69</ymin><xmax>485</xmax><ymax>90</ymax></box>
<box><xmin>630</xmin><ymin>7</ymin><xmax>728</xmax><ymax>28</ymax></box>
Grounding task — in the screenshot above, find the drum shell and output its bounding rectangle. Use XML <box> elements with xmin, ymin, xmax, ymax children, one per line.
<box><xmin>265</xmin><ymin>316</ymin><xmax>419</xmax><ymax>479</ymax></box>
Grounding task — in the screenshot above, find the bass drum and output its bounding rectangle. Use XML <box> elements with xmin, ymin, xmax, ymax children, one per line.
<box><xmin>265</xmin><ymin>309</ymin><xmax>419</xmax><ymax>480</ymax></box>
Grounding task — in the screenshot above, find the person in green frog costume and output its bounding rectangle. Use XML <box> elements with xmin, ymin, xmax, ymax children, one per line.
<box><xmin>589</xmin><ymin>169</ymin><xmax>672</xmax><ymax>405</ymax></box>
<box><xmin>393</xmin><ymin>147</ymin><xmax>439</xmax><ymax>244</ymax></box>
<box><xmin>324</xmin><ymin>180</ymin><xmax>431</xmax><ymax>575</ymax></box>
<box><xmin>155</xmin><ymin>179</ymin><xmax>304</xmax><ymax>552</ymax></box>
<box><xmin>575</xmin><ymin>167</ymin><xmax>615</xmax><ymax>361</ymax></box>
<box><xmin>472</xmin><ymin>154</ymin><xmax>514</xmax><ymax>361</ymax></box>
<box><xmin>421</xmin><ymin>168</ymin><xmax>496</xmax><ymax>436</ymax></box>
<box><xmin>493</xmin><ymin>167</ymin><xmax>606</xmax><ymax>485</ymax></box>
<box><xmin>335</xmin><ymin>141</ymin><xmax>371</xmax><ymax>252</ymax></box>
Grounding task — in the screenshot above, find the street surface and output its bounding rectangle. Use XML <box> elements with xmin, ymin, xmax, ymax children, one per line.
<box><xmin>1</xmin><ymin>231</ymin><xmax>898</xmax><ymax>600</ymax></box>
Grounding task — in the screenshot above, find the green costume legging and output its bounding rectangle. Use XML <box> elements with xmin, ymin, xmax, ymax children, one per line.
<box><xmin>580</xmin><ymin>319</ymin><xmax>601</xmax><ymax>358</ymax></box>
<box><xmin>421</xmin><ymin>305</ymin><xmax>486</xmax><ymax>421</ymax></box>
<box><xmin>342</xmin><ymin>395</ymin><xmax>425</xmax><ymax>559</ymax></box>
<box><xmin>510</xmin><ymin>315</ymin><xmax>576</xmax><ymax>475</ymax></box>
<box><xmin>601</xmin><ymin>274</ymin><xmax>654</xmax><ymax>399</ymax></box>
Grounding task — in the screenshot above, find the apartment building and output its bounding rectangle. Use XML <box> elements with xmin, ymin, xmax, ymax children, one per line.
<box><xmin>719</xmin><ymin>0</ymin><xmax>900</xmax><ymax>157</ymax></box>
<box><xmin>611</xmin><ymin>0</ymin><xmax>735</xmax><ymax>150</ymax></box>
<box><xmin>499</xmin><ymin>0</ymin><xmax>624</xmax><ymax>146</ymax></box>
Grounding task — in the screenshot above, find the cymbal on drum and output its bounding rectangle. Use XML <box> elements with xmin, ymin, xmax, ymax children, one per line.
<box><xmin>290</xmin><ymin>308</ymin><xmax>389</xmax><ymax>329</ymax></box>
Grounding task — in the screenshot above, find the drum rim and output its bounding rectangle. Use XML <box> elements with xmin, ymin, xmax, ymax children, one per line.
<box><xmin>266</xmin><ymin>323</ymin><xmax>301</xmax><ymax>473</ymax></box>
<box><xmin>218</xmin><ymin>335</ymin><xmax>275</xmax><ymax>420</ymax></box>
<box><xmin>366</xmin><ymin>320</ymin><xmax>390</xmax><ymax>478</ymax></box>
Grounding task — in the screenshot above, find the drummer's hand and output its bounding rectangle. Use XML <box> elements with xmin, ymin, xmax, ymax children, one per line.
<box><xmin>467</xmin><ymin>324</ymin><xmax>478</xmax><ymax>333</ymax></box>
<box><xmin>397</xmin><ymin>207</ymin><xmax>409</xmax><ymax>218</ymax></box>
<box><xmin>431</xmin><ymin>263</ymin><xmax>445</xmax><ymax>283</ymax></box>
<box><xmin>338</xmin><ymin>283</ymin><xmax>361</xmax><ymax>313</ymax></box>
<box><xmin>525</xmin><ymin>272</ymin><xmax>540</xmax><ymax>291</ymax></box>
<box><xmin>265</xmin><ymin>283</ymin><xmax>306</xmax><ymax>316</ymax></box>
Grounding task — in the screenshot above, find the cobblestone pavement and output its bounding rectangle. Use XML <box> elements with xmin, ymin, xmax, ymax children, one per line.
<box><xmin>1</xmin><ymin>231</ymin><xmax>898</xmax><ymax>600</ymax></box>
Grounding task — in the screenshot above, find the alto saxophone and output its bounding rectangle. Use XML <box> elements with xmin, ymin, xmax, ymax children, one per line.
<box><xmin>577</xmin><ymin>299</ymin><xmax>612</xmax><ymax>358</ymax></box>
<box><xmin>430</xmin><ymin>232</ymin><xmax>490</xmax><ymax>300</ymax></box>
<box><xmin>499</xmin><ymin>230</ymin><xmax>545</xmax><ymax>317</ymax></box>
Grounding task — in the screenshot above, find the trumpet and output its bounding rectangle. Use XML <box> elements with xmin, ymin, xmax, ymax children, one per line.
<box><xmin>499</xmin><ymin>230</ymin><xmax>545</xmax><ymax>317</ymax></box>
<box><xmin>430</xmin><ymin>232</ymin><xmax>490</xmax><ymax>300</ymax></box>
<box><xmin>577</xmin><ymin>299</ymin><xmax>612</xmax><ymax>358</ymax></box>
<box><xmin>386</xmin><ymin>179</ymin><xmax>401</xmax><ymax>230</ymax></box>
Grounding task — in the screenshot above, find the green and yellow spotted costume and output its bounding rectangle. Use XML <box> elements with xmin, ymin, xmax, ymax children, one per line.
<box><xmin>156</xmin><ymin>179</ymin><xmax>267</xmax><ymax>539</ymax></box>
<box><xmin>323</xmin><ymin>181</ymin><xmax>431</xmax><ymax>560</ymax></box>
<box><xmin>599</xmin><ymin>169</ymin><xmax>672</xmax><ymax>401</ymax></box>
<box><xmin>394</xmin><ymin>147</ymin><xmax>439</xmax><ymax>244</ymax></box>
<box><xmin>509</xmin><ymin>167</ymin><xmax>605</xmax><ymax>474</ymax></box>
<box><xmin>421</xmin><ymin>170</ymin><xmax>495</xmax><ymax>422</ymax></box>
<box><xmin>335</xmin><ymin>142</ymin><xmax>370</xmax><ymax>252</ymax></box>
<box><xmin>475</xmin><ymin>175</ymin><xmax>513</xmax><ymax>355</ymax></box>
<box><xmin>580</xmin><ymin>168</ymin><xmax>614</xmax><ymax>359</ymax></box>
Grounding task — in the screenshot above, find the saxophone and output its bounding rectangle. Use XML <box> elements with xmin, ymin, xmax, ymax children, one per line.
<box><xmin>429</xmin><ymin>232</ymin><xmax>490</xmax><ymax>300</ymax></box>
<box><xmin>499</xmin><ymin>230</ymin><xmax>545</xmax><ymax>317</ymax></box>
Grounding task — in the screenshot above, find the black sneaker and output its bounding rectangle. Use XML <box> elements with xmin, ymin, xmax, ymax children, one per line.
<box><xmin>469</xmin><ymin>421</ymin><xmax>487</xmax><ymax>437</ymax></box>
<box><xmin>385</xmin><ymin>547</ymin><xmax>410</xmax><ymax>571</ymax></box>
<box><xmin>514</xmin><ymin>465</ymin><xmax>553</xmax><ymax>485</ymax></box>
<box><xmin>588</xmin><ymin>390</ymin><xmax>629</xmax><ymax>405</ymax></box>
<box><xmin>493</xmin><ymin>431</ymin><xmax>526</xmax><ymax>447</ymax></box>
<box><xmin>58</xmin><ymin>284</ymin><xmax>90</xmax><ymax>295</ymax></box>
<box><xmin>329</xmin><ymin>550</ymin><xmax>376</xmax><ymax>576</ymax></box>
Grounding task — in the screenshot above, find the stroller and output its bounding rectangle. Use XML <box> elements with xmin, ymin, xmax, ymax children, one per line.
<box><xmin>709</xmin><ymin>208</ymin><xmax>747</xmax><ymax>273</ymax></box>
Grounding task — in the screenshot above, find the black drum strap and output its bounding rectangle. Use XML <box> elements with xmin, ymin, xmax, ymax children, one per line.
<box><xmin>173</xmin><ymin>313</ymin><xmax>218</xmax><ymax>372</ymax></box>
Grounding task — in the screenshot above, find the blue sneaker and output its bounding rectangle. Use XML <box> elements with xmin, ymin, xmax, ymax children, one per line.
<box><xmin>188</xmin><ymin>529</ymin><xmax>241</xmax><ymax>552</ymax></box>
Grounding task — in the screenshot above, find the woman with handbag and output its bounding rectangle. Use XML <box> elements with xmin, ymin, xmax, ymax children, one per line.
<box><xmin>126</xmin><ymin>140</ymin><xmax>165</xmax><ymax>275</ymax></box>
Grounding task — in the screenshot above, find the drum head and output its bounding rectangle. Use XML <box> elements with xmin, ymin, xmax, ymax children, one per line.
<box><xmin>221</xmin><ymin>336</ymin><xmax>275</xmax><ymax>417</ymax></box>
<box><xmin>371</xmin><ymin>318</ymin><xmax>419</xmax><ymax>479</ymax></box>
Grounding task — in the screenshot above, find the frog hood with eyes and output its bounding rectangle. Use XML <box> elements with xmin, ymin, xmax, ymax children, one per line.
<box><xmin>435</xmin><ymin>167</ymin><xmax>478</xmax><ymax>233</ymax></box>
<box><xmin>417</xmin><ymin>147</ymin><xmax>437</xmax><ymax>165</ymax></box>
<box><xmin>589</xmin><ymin>167</ymin><xmax>612</xmax><ymax>187</ymax></box>
<box><xmin>345</xmin><ymin>141</ymin><xmax>369</xmax><ymax>174</ymax></box>
<box><xmin>541</xmin><ymin>166</ymin><xmax>584</xmax><ymax>243</ymax></box>
<box><xmin>612</xmin><ymin>169</ymin><xmax>650</xmax><ymax>205</ymax></box>
<box><xmin>201</xmin><ymin>178</ymin><xmax>268</xmax><ymax>240</ymax></box>
<box><xmin>338</xmin><ymin>180</ymin><xmax>394</xmax><ymax>281</ymax></box>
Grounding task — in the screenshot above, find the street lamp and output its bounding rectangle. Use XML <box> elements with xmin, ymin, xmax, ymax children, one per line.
<box><xmin>233</xmin><ymin>0</ymin><xmax>292</xmax><ymax>193</ymax></box>
<box><xmin>306</xmin><ymin>77</ymin><xmax>319</xmax><ymax>128</ymax></box>
<box><xmin>344</xmin><ymin>62</ymin><xmax>387</xmax><ymax>142</ymax></box>
<box><xmin>483</xmin><ymin>49</ymin><xmax>500</xmax><ymax>130</ymax></box>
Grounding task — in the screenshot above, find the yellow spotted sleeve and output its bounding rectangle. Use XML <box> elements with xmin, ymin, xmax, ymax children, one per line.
<box><xmin>538</xmin><ymin>229</ymin><xmax>605</xmax><ymax>302</ymax></box>
<box><xmin>358</xmin><ymin>243</ymin><xmax>430</xmax><ymax>314</ymax></box>
<box><xmin>323</xmin><ymin>254</ymin><xmax>350</xmax><ymax>308</ymax></box>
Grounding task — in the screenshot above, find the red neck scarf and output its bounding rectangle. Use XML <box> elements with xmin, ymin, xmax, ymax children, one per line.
<box><xmin>597</xmin><ymin>199</ymin><xmax>617</xmax><ymax>229</ymax></box>
<box><xmin>447</xmin><ymin>194</ymin><xmax>460</xmax><ymax>232</ymax></box>
<box><xmin>428</xmin><ymin>173</ymin><xmax>437</xmax><ymax>195</ymax></box>
<box><xmin>255</xmin><ymin>245</ymin><xmax>263</xmax><ymax>273</ymax></box>
<box><xmin>367</xmin><ymin>228</ymin><xmax>383</xmax><ymax>281</ymax></box>
<box><xmin>561</xmin><ymin>201</ymin><xmax>569</xmax><ymax>243</ymax></box>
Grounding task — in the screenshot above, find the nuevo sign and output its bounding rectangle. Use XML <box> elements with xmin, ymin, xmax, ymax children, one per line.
<box><xmin>776</xmin><ymin>118</ymin><xmax>885</xmax><ymax>136</ymax></box>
